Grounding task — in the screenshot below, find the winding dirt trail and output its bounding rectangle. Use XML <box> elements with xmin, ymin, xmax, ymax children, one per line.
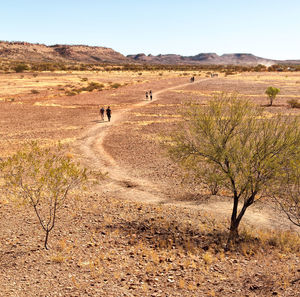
<box><xmin>76</xmin><ymin>79</ymin><xmax>296</xmax><ymax>232</ymax></box>
<box><xmin>77</xmin><ymin>80</ymin><xmax>205</xmax><ymax>203</ymax></box>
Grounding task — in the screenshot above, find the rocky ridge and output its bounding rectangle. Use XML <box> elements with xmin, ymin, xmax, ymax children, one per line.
<box><xmin>1</xmin><ymin>41</ymin><xmax>299</xmax><ymax>65</ymax></box>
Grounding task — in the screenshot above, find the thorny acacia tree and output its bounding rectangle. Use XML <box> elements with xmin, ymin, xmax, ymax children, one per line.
<box><xmin>2</xmin><ymin>143</ymin><xmax>87</xmax><ymax>249</ymax></box>
<box><xmin>168</xmin><ymin>94</ymin><xmax>300</xmax><ymax>245</ymax></box>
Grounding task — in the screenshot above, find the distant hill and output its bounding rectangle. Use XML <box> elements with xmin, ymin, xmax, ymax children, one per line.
<box><xmin>0</xmin><ymin>41</ymin><xmax>130</xmax><ymax>64</ymax></box>
<box><xmin>128</xmin><ymin>52</ymin><xmax>279</xmax><ymax>66</ymax></box>
<box><xmin>1</xmin><ymin>41</ymin><xmax>299</xmax><ymax>65</ymax></box>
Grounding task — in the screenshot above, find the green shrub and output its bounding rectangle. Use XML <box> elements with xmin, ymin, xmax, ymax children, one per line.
<box><xmin>14</xmin><ymin>64</ymin><xmax>29</xmax><ymax>73</ymax></box>
<box><xmin>111</xmin><ymin>83</ymin><xmax>121</xmax><ymax>89</ymax></box>
<box><xmin>84</xmin><ymin>82</ymin><xmax>104</xmax><ymax>92</ymax></box>
<box><xmin>265</xmin><ymin>86</ymin><xmax>280</xmax><ymax>106</ymax></box>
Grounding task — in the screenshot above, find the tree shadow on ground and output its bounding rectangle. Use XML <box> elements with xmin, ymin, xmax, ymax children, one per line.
<box><xmin>102</xmin><ymin>217</ymin><xmax>229</xmax><ymax>253</ymax></box>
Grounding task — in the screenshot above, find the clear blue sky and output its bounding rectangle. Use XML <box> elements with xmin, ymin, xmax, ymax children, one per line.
<box><xmin>1</xmin><ymin>0</ymin><xmax>299</xmax><ymax>60</ymax></box>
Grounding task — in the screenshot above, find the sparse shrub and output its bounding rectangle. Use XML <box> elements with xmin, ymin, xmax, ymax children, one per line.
<box><xmin>287</xmin><ymin>99</ymin><xmax>300</xmax><ymax>108</ymax></box>
<box><xmin>265</xmin><ymin>86</ymin><xmax>280</xmax><ymax>106</ymax></box>
<box><xmin>225</xmin><ymin>71</ymin><xmax>235</xmax><ymax>76</ymax></box>
<box><xmin>85</xmin><ymin>81</ymin><xmax>104</xmax><ymax>91</ymax></box>
<box><xmin>31</xmin><ymin>89</ymin><xmax>39</xmax><ymax>94</ymax></box>
<box><xmin>32</xmin><ymin>73</ymin><xmax>38</xmax><ymax>77</ymax></box>
<box><xmin>1</xmin><ymin>142</ymin><xmax>88</xmax><ymax>249</ymax></box>
<box><xmin>81</xmin><ymin>77</ymin><xmax>88</xmax><ymax>82</ymax></box>
<box><xmin>138</xmin><ymin>72</ymin><xmax>143</xmax><ymax>75</ymax></box>
<box><xmin>111</xmin><ymin>83</ymin><xmax>121</xmax><ymax>89</ymax></box>
<box><xmin>14</xmin><ymin>64</ymin><xmax>29</xmax><ymax>73</ymax></box>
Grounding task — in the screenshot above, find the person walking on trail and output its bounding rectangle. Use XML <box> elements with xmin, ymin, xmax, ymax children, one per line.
<box><xmin>100</xmin><ymin>106</ymin><xmax>105</xmax><ymax>121</ymax></box>
<box><xmin>106</xmin><ymin>106</ymin><xmax>112</xmax><ymax>122</ymax></box>
<box><xmin>149</xmin><ymin>90</ymin><xmax>152</xmax><ymax>100</ymax></box>
<box><xmin>145</xmin><ymin>91</ymin><xmax>148</xmax><ymax>100</ymax></box>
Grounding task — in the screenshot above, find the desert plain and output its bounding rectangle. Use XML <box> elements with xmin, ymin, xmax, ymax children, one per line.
<box><xmin>0</xmin><ymin>69</ymin><xmax>300</xmax><ymax>296</ymax></box>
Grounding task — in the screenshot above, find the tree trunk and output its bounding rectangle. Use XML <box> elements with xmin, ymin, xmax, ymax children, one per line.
<box><xmin>44</xmin><ymin>230</ymin><xmax>50</xmax><ymax>250</ymax></box>
<box><xmin>226</xmin><ymin>194</ymin><xmax>256</xmax><ymax>249</ymax></box>
<box><xmin>226</xmin><ymin>218</ymin><xmax>240</xmax><ymax>249</ymax></box>
<box><xmin>226</xmin><ymin>194</ymin><xmax>240</xmax><ymax>249</ymax></box>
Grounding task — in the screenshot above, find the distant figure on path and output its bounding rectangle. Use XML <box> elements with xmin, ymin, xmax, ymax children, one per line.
<box><xmin>145</xmin><ymin>91</ymin><xmax>148</xmax><ymax>100</ymax></box>
<box><xmin>106</xmin><ymin>106</ymin><xmax>112</xmax><ymax>122</ymax></box>
<box><xmin>100</xmin><ymin>106</ymin><xmax>105</xmax><ymax>121</ymax></box>
<box><xmin>149</xmin><ymin>90</ymin><xmax>152</xmax><ymax>100</ymax></box>
<box><xmin>190</xmin><ymin>76</ymin><xmax>195</xmax><ymax>82</ymax></box>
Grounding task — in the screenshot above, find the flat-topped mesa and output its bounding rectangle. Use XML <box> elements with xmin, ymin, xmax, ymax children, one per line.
<box><xmin>0</xmin><ymin>41</ymin><xmax>130</xmax><ymax>63</ymax></box>
<box><xmin>188</xmin><ymin>53</ymin><xmax>219</xmax><ymax>61</ymax></box>
<box><xmin>219</xmin><ymin>53</ymin><xmax>276</xmax><ymax>65</ymax></box>
<box><xmin>126</xmin><ymin>52</ymin><xmax>279</xmax><ymax>65</ymax></box>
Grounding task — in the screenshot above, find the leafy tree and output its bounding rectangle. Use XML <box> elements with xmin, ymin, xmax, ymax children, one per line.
<box><xmin>2</xmin><ymin>143</ymin><xmax>87</xmax><ymax>249</ymax></box>
<box><xmin>168</xmin><ymin>94</ymin><xmax>300</xmax><ymax>246</ymax></box>
<box><xmin>265</xmin><ymin>86</ymin><xmax>280</xmax><ymax>106</ymax></box>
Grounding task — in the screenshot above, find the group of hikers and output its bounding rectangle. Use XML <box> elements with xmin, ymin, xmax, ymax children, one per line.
<box><xmin>99</xmin><ymin>106</ymin><xmax>112</xmax><ymax>122</ymax></box>
<box><xmin>99</xmin><ymin>89</ymin><xmax>154</xmax><ymax>122</ymax></box>
<box><xmin>145</xmin><ymin>90</ymin><xmax>153</xmax><ymax>100</ymax></box>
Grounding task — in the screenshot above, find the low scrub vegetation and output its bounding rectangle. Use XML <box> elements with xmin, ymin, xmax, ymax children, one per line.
<box><xmin>13</xmin><ymin>63</ymin><xmax>29</xmax><ymax>73</ymax></box>
<box><xmin>110</xmin><ymin>82</ymin><xmax>121</xmax><ymax>89</ymax></box>
<box><xmin>1</xmin><ymin>59</ymin><xmax>300</xmax><ymax>74</ymax></box>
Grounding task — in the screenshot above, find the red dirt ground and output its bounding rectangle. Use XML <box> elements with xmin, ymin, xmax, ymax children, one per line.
<box><xmin>0</xmin><ymin>71</ymin><xmax>299</xmax><ymax>296</ymax></box>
